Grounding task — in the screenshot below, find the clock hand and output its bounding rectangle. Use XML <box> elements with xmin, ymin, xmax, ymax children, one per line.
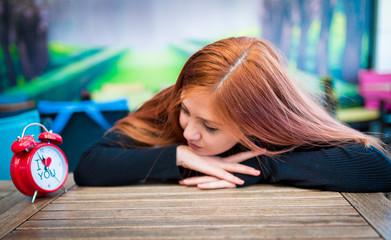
<box><xmin>50</xmin><ymin>170</ymin><xmax>61</xmax><ymax>183</ymax></box>
<box><xmin>42</xmin><ymin>157</ymin><xmax>48</xmax><ymax>169</ymax></box>
<box><xmin>37</xmin><ymin>153</ymin><xmax>47</xmax><ymax>168</ymax></box>
<box><xmin>54</xmin><ymin>175</ymin><xmax>61</xmax><ymax>183</ymax></box>
<box><xmin>43</xmin><ymin>162</ymin><xmax>61</xmax><ymax>183</ymax></box>
<box><xmin>38</xmin><ymin>154</ymin><xmax>52</xmax><ymax>169</ymax></box>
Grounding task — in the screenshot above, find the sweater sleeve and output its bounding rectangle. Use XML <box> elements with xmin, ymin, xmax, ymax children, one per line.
<box><xmin>235</xmin><ymin>145</ymin><xmax>391</xmax><ymax>192</ymax></box>
<box><xmin>73</xmin><ymin>131</ymin><xmax>183</xmax><ymax>186</ymax></box>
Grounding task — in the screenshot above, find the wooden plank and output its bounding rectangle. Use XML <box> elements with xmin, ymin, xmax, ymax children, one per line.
<box><xmin>342</xmin><ymin>192</ymin><xmax>391</xmax><ymax>240</ymax></box>
<box><xmin>0</xmin><ymin>181</ymin><xmax>17</xmax><ymax>191</ymax></box>
<box><xmin>2</xmin><ymin>180</ymin><xmax>385</xmax><ymax>239</ymax></box>
<box><xmin>0</xmin><ymin>191</ymin><xmax>11</xmax><ymax>199</ymax></box>
<box><xmin>4</xmin><ymin>226</ymin><xmax>380</xmax><ymax>239</ymax></box>
<box><xmin>61</xmin><ymin>187</ymin><xmax>334</xmax><ymax>195</ymax></box>
<box><xmin>0</xmin><ymin>174</ymin><xmax>75</xmax><ymax>239</ymax></box>
<box><xmin>0</xmin><ymin>191</ymin><xmax>28</xmax><ymax>215</ymax></box>
<box><xmin>57</xmin><ymin>189</ymin><xmax>341</xmax><ymax>201</ymax></box>
<box><xmin>0</xmin><ymin>192</ymin><xmax>17</xmax><ymax>214</ymax></box>
<box><xmin>67</xmin><ymin>183</ymin><xmax>315</xmax><ymax>193</ymax></box>
<box><xmin>43</xmin><ymin>198</ymin><xmax>350</xmax><ymax>210</ymax></box>
<box><xmin>0</xmin><ymin>181</ymin><xmax>18</xmax><ymax>212</ymax></box>
<box><xmin>19</xmin><ymin>215</ymin><xmax>368</xmax><ymax>230</ymax></box>
<box><xmin>32</xmin><ymin>206</ymin><xmax>359</xmax><ymax>219</ymax></box>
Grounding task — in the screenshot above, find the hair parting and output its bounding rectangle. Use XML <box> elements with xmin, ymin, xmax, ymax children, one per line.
<box><xmin>111</xmin><ymin>36</ymin><xmax>390</xmax><ymax>159</ymax></box>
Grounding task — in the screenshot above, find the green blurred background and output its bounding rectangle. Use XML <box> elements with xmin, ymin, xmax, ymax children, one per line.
<box><xmin>0</xmin><ymin>0</ymin><xmax>376</xmax><ymax>110</ymax></box>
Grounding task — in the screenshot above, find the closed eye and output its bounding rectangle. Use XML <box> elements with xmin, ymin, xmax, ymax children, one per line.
<box><xmin>179</xmin><ymin>104</ymin><xmax>190</xmax><ymax>115</ymax></box>
<box><xmin>180</xmin><ymin>102</ymin><xmax>219</xmax><ymax>133</ymax></box>
<box><xmin>203</xmin><ymin>123</ymin><xmax>218</xmax><ymax>133</ymax></box>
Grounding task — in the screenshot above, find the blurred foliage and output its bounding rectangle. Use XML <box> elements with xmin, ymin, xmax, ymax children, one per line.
<box><xmin>0</xmin><ymin>0</ymin><xmax>51</xmax><ymax>91</ymax></box>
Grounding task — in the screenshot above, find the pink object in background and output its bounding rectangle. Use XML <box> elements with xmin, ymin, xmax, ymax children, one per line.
<box><xmin>359</xmin><ymin>70</ymin><xmax>391</xmax><ymax>110</ymax></box>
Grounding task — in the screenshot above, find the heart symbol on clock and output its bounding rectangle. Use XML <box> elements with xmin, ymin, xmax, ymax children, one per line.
<box><xmin>44</xmin><ymin>157</ymin><xmax>52</xmax><ymax>167</ymax></box>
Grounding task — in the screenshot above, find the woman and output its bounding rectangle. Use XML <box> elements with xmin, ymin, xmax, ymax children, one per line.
<box><xmin>74</xmin><ymin>37</ymin><xmax>391</xmax><ymax>192</ymax></box>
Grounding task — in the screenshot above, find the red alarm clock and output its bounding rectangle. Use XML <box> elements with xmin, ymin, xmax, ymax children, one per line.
<box><xmin>10</xmin><ymin>123</ymin><xmax>68</xmax><ymax>203</ymax></box>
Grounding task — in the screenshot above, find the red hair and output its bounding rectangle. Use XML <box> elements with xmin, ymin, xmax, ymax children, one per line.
<box><xmin>113</xmin><ymin>37</ymin><xmax>388</xmax><ymax>156</ymax></box>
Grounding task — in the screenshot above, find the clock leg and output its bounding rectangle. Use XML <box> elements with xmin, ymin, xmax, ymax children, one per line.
<box><xmin>61</xmin><ymin>186</ymin><xmax>68</xmax><ymax>193</ymax></box>
<box><xmin>32</xmin><ymin>190</ymin><xmax>38</xmax><ymax>203</ymax></box>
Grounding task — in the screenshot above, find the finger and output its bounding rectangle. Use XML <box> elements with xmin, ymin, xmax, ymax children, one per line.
<box><xmin>223</xmin><ymin>150</ymin><xmax>264</xmax><ymax>163</ymax></box>
<box><xmin>179</xmin><ymin>176</ymin><xmax>219</xmax><ymax>186</ymax></box>
<box><xmin>189</xmin><ymin>161</ymin><xmax>245</xmax><ymax>185</ymax></box>
<box><xmin>223</xmin><ymin>163</ymin><xmax>260</xmax><ymax>176</ymax></box>
<box><xmin>197</xmin><ymin>180</ymin><xmax>236</xmax><ymax>189</ymax></box>
<box><xmin>213</xmin><ymin>170</ymin><xmax>245</xmax><ymax>185</ymax></box>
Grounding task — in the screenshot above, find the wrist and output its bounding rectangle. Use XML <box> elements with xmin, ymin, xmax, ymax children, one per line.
<box><xmin>176</xmin><ymin>145</ymin><xmax>185</xmax><ymax>166</ymax></box>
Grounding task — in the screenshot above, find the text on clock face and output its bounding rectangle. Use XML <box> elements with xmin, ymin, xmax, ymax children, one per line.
<box><xmin>34</xmin><ymin>161</ymin><xmax>56</xmax><ymax>180</ymax></box>
<box><xmin>31</xmin><ymin>146</ymin><xmax>66</xmax><ymax>190</ymax></box>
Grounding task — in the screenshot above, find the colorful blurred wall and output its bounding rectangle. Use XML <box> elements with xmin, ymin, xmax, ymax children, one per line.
<box><xmin>0</xmin><ymin>0</ymin><xmax>379</xmax><ymax>109</ymax></box>
<box><xmin>1</xmin><ymin>0</ymin><xmax>262</xmax><ymax>109</ymax></box>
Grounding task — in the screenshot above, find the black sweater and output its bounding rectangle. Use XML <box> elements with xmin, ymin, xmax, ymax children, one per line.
<box><xmin>74</xmin><ymin>131</ymin><xmax>391</xmax><ymax>192</ymax></box>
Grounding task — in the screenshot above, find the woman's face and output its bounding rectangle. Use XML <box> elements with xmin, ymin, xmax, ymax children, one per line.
<box><xmin>179</xmin><ymin>91</ymin><xmax>239</xmax><ymax>156</ymax></box>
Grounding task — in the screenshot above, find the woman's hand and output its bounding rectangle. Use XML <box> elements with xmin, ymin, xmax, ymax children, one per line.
<box><xmin>176</xmin><ymin>145</ymin><xmax>262</xmax><ymax>187</ymax></box>
<box><xmin>179</xmin><ymin>176</ymin><xmax>236</xmax><ymax>189</ymax></box>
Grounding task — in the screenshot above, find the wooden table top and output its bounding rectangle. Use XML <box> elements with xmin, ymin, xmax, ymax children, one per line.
<box><xmin>1</xmin><ymin>173</ymin><xmax>390</xmax><ymax>239</ymax></box>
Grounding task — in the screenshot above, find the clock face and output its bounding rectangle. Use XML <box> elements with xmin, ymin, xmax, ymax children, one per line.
<box><xmin>30</xmin><ymin>145</ymin><xmax>67</xmax><ymax>191</ymax></box>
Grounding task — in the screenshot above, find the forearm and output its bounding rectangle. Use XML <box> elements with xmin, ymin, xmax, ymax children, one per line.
<box><xmin>74</xmin><ymin>132</ymin><xmax>182</xmax><ymax>186</ymax></box>
<box><xmin>233</xmin><ymin>145</ymin><xmax>391</xmax><ymax>192</ymax></box>
<box><xmin>262</xmin><ymin>145</ymin><xmax>391</xmax><ymax>192</ymax></box>
<box><xmin>176</xmin><ymin>145</ymin><xmax>261</xmax><ymax>186</ymax></box>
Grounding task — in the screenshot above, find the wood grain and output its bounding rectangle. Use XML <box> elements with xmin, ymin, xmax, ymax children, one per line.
<box><xmin>4</xmin><ymin>226</ymin><xmax>381</xmax><ymax>239</ymax></box>
<box><xmin>0</xmin><ymin>174</ymin><xmax>75</xmax><ymax>239</ymax></box>
<box><xmin>1</xmin><ymin>179</ymin><xmax>386</xmax><ymax>239</ymax></box>
<box><xmin>343</xmin><ymin>192</ymin><xmax>391</xmax><ymax>239</ymax></box>
<box><xmin>31</xmin><ymin>206</ymin><xmax>359</xmax><ymax>220</ymax></box>
<box><xmin>20</xmin><ymin>215</ymin><xmax>368</xmax><ymax>229</ymax></box>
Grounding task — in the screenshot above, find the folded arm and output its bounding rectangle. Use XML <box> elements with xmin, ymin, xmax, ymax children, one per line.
<box><xmin>74</xmin><ymin>131</ymin><xmax>181</xmax><ymax>186</ymax></box>
<box><xmin>74</xmin><ymin>131</ymin><xmax>260</xmax><ymax>187</ymax></box>
<box><xmin>236</xmin><ymin>145</ymin><xmax>391</xmax><ymax>192</ymax></box>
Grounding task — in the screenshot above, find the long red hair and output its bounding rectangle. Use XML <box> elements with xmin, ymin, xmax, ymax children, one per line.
<box><xmin>113</xmin><ymin>37</ymin><xmax>388</xmax><ymax>156</ymax></box>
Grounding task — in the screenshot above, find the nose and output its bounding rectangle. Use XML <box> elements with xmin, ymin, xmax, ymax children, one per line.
<box><xmin>183</xmin><ymin>119</ymin><xmax>201</xmax><ymax>141</ymax></box>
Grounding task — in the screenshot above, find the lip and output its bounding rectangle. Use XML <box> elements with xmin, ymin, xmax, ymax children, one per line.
<box><xmin>188</xmin><ymin>141</ymin><xmax>201</xmax><ymax>151</ymax></box>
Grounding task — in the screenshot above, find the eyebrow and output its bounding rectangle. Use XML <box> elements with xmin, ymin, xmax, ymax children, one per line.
<box><xmin>181</xmin><ymin>102</ymin><xmax>220</xmax><ymax>126</ymax></box>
